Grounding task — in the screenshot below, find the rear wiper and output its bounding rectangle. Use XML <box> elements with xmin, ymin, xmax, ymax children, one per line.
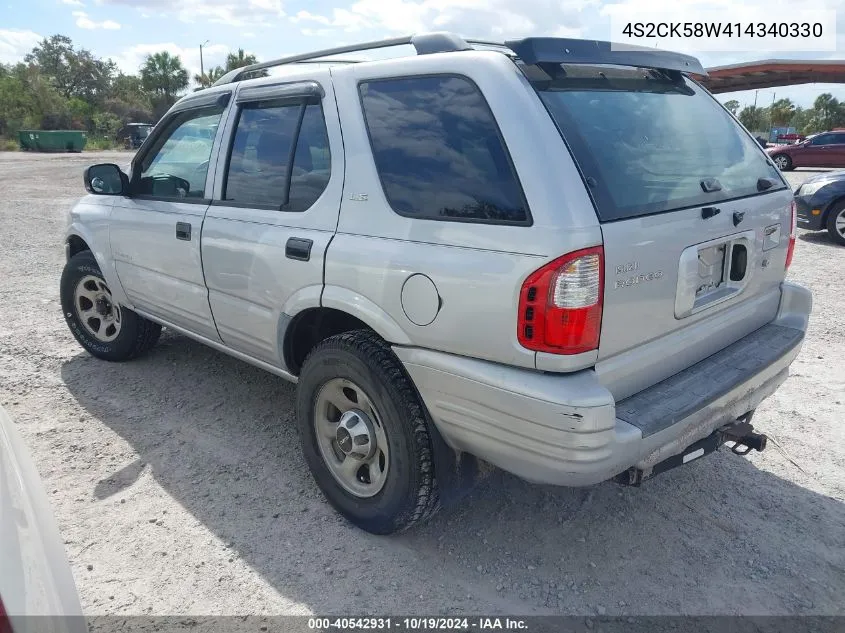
<box><xmin>700</xmin><ymin>178</ymin><xmax>722</xmax><ymax>193</ymax></box>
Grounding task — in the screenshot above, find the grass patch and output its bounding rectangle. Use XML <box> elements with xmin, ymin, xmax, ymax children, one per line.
<box><xmin>0</xmin><ymin>138</ymin><xmax>19</xmax><ymax>151</ymax></box>
<box><xmin>85</xmin><ymin>136</ymin><xmax>120</xmax><ymax>151</ymax></box>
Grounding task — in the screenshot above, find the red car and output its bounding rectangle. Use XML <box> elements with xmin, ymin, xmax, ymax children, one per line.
<box><xmin>766</xmin><ymin>131</ymin><xmax>845</xmax><ymax>170</ymax></box>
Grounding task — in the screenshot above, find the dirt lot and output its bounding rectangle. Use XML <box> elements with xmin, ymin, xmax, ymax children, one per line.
<box><xmin>0</xmin><ymin>151</ymin><xmax>843</xmax><ymax>617</ymax></box>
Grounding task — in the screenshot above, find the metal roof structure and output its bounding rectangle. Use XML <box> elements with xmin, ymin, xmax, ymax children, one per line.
<box><xmin>697</xmin><ymin>59</ymin><xmax>845</xmax><ymax>94</ymax></box>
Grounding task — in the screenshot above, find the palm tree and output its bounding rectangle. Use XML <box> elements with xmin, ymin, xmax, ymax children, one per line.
<box><xmin>193</xmin><ymin>66</ymin><xmax>226</xmax><ymax>89</ymax></box>
<box><xmin>225</xmin><ymin>49</ymin><xmax>258</xmax><ymax>71</ymax></box>
<box><xmin>738</xmin><ymin>106</ymin><xmax>765</xmax><ymax>133</ymax></box>
<box><xmin>769</xmin><ymin>98</ymin><xmax>796</xmax><ymax>127</ymax></box>
<box><xmin>811</xmin><ymin>93</ymin><xmax>843</xmax><ymax>131</ymax></box>
<box><xmin>140</xmin><ymin>51</ymin><xmax>189</xmax><ymax>103</ymax></box>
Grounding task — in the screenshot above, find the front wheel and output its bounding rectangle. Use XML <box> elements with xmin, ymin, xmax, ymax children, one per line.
<box><xmin>295</xmin><ymin>330</ymin><xmax>440</xmax><ymax>534</ymax></box>
<box><xmin>772</xmin><ymin>154</ymin><xmax>793</xmax><ymax>171</ymax></box>
<box><xmin>826</xmin><ymin>200</ymin><xmax>845</xmax><ymax>246</ymax></box>
<box><xmin>60</xmin><ymin>250</ymin><xmax>162</xmax><ymax>361</ymax></box>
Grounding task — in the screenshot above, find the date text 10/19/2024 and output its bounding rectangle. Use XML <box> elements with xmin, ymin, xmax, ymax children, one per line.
<box><xmin>307</xmin><ymin>618</ymin><xmax>529</xmax><ymax>631</ymax></box>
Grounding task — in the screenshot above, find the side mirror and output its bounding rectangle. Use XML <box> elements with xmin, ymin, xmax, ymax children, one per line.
<box><xmin>84</xmin><ymin>163</ymin><xmax>127</xmax><ymax>196</ymax></box>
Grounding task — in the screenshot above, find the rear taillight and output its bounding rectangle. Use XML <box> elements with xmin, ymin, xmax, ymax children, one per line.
<box><xmin>518</xmin><ymin>246</ymin><xmax>604</xmax><ymax>355</ymax></box>
<box><xmin>0</xmin><ymin>596</ymin><xmax>12</xmax><ymax>633</ymax></box>
<box><xmin>785</xmin><ymin>200</ymin><xmax>797</xmax><ymax>270</ymax></box>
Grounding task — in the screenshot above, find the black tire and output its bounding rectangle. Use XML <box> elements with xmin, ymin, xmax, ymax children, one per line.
<box><xmin>295</xmin><ymin>330</ymin><xmax>439</xmax><ymax>534</ymax></box>
<box><xmin>772</xmin><ymin>154</ymin><xmax>793</xmax><ymax>171</ymax></box>
<box><xmin>826</xmin><ymin>200</ymin><xmax>845</xmax><ymax>246</ymax></box>
<box><xmin>60</xmin><ymin>250</ymin><xmax>161</xmax><ymax>361</ymax></box>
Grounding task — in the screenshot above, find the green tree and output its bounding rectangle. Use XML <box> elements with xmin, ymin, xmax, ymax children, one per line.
<box><xmin>106</xmin><ymin>73</ymin><xmax>153</xmax><ymax>124</ymax></box>
<box><xmin>809</xmin><ymin>93</ymin><xmax>844</xmax><ymax>131</ymax></box>
<box><xmin>92</xmin><ymin>111</ymin><xmax>122</xmax><ymax>138</ymax></box>
<box><xmin>0</xmin><ymin>62</ymin><xmax>71</xmax><ymax>134</ymax></box>
<box><xmin>140</xmin><ymin>51</ymin><xmax>188</xmax><ymax>98</ymax></box>
<box><xmin>140</xmin><ymin>51</ymin><xmax>189</xmax><ymax>117</ymax></box>
<box><xmin>788</xmin><ymin>107</ymin><xmax>813</xmax><ymax>135</ymax></box>
<box><xmin>738</xmin><ymin>105</ymin><xmax>766</xmax><ymax>133</ymax></box>
<box><xmin>25</xmin><ymin>34</ymin><xmax>115</xmax><ymax>103</ymax></box>
<box><xmin>193</xmin><ymin>66</ymin><xmax>226</xmax><ymax>89</ymax></box>
<box><xmin>723</xmin><ymin>99</ymin><xmax>740</xmax><ymax>115</ymax></box>
<box><xmin>769</xmin><ymin>98</ymin><xmax>796</xmax><ymax>127</ymax></box>
<box><xmin>225</xmin><ymin>48</ymin><xmax>258</xmax><ymax>71</ymax></box>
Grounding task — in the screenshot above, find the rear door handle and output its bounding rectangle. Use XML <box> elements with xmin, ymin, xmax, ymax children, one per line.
<box><xmin>285</xmin><ymin>237</ymin><xmax>313</xmax><ymax>261</ymax></box>
<box><xmin>176</xmin><ymin>222</ymin><xmax>191</xmax><ymax>241</ymax></box>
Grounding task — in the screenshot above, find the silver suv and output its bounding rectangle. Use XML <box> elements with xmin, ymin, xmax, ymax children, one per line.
<box><xmin>61</xmin><ymin>33</ymin><xmax>812</xmax><ymax>534</ymax></box>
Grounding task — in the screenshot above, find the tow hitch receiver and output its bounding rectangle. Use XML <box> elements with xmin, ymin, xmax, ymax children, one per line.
<box><xmin>614</xmin><ymin>415</ymin><xmax>768</xmax><ymax>486</ymax></box>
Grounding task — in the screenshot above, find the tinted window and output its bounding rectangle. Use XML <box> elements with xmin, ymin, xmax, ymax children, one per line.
<box><xmin>829</xmin><ymin>133</ymin><xmax>845</xmax><ymax>145</ymax></box>
<box><xmin>359</xmin><ymin>76</ymin><xmax>529</xmax><ymax>224</ymax></box>
<box><xmin>810</xmin><ymin>134</ymin><xmax>833</xmax><ymax>145</ymax></box>
<box><xmin>138</xmin><ymin>107</ymin><xmax>223</xmax><ymax>199</ymax></box>
<box><xmin>534</xmin><ymin>65</ymin><xmax>784</xmax><ymax>222</ymax></box>
<box><xmin>224</xmin><ymin>101</ymin><xmax>330</xmax><ymax>211</ymax></box>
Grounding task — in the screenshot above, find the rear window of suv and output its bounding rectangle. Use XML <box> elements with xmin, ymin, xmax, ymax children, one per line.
<box><xmin>532</xmin><ymin>65</ymin><xmax>785</xmax><ymax>222</ymax></box>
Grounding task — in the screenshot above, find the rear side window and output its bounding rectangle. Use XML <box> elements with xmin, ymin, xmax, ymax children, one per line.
<box><xmin>359</xmin><ymin>75</ymin><xmax>530</xmax><ymax>225</ymax></box>
<box><xmin>532</xmin><ymin>65</ymin><xmax>784</xmax><ymax>221</ymax></box>
<box><xmin>223</xmin><ymin>101</ymin><xmax>330</xmax><ymax>211</ymax></box>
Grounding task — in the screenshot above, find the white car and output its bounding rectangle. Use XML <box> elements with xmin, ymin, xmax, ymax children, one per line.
<box><xmin>0</xmin><ymin>405</ymin><xmax>86</xmax><ymax>633</ymax></box>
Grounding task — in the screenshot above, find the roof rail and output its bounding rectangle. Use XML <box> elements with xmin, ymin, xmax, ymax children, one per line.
<box><xmin>211</xmin><ymin>33</ymin><xmax>707</xmax><ymax>88</ymax></box>
<box><xmin>212</xmin><ymin>32</ymin><xmax>473</xmax><ymax>86</ymax></box>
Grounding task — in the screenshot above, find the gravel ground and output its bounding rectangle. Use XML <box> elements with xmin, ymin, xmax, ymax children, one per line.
<box><xmin>0</xmin><ymin>151</ymin><xmax>843</xmax><ymax>618</ymax></box>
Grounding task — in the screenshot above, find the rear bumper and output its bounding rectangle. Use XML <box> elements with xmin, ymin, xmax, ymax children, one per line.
<box><xmin>395</xmin><ymin>282</ymin><xmax>811</xmax><ymax>486</ymax></box>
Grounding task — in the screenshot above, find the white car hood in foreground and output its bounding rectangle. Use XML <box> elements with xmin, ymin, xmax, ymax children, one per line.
<box><xmin>0</xmin><ymin>406</ymin><xmax>86</xmax><ymax>632</ymax></box>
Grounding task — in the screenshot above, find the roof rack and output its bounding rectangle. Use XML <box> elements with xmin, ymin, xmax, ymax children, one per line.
<box><xmin>212</xmin><ymin>32</ymin><xmax>475</xmax><ymax>86</ymax></box>
<box><xmin>211</xmin><ymin>32</ymin><xmax>707</xmax><ymax>87</ymax></box>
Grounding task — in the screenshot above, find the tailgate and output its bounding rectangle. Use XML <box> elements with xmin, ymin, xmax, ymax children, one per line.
<box><xmin>529</xmin><ymin>59</ymin><xmax>792</xmax><ymax>396</ymax></box>
<box><xmin>600</xmin><ymin>188</ymin><xmax>794</xmax><ymax>361</ymax></box>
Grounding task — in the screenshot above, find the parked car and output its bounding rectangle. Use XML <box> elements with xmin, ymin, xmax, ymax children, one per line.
<box><xmin>766</xmin><ymin>130</ymin><xmax>845</xmax><ymax>170</ymax></box>
<box><xmin>794</xmin><ymin>170</ymin><xmax>845</xmax><ymax>245</ymax></box>
<box><xmin>61</xmin><ymin>33</ymin><xmax>811</xmax><ymax>535</ymax></box>
<box><xmin>0</xmin><ymin>405</ymin><xmax>86</xmax><ymax>632</ymax></box>
<box><xmin>118</xmin><ymin>123</ymin><xmax>153</xmax><ymax>150</ymax></box>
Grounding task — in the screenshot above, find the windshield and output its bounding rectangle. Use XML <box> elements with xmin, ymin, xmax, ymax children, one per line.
<box><xmin>532</xmin><ymin>65</ymin><xmax>785</xmax><ymax>222</ymax></box>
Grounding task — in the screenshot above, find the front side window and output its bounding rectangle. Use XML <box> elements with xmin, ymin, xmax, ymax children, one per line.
<box><xmin>223</xmin><ymin>101</ymin><xmax>331</xmax><ymax>211</ymax></box>
<box><xmin>359</xmin><ymin>75</ymin><xmax>530</xmax><ymax>224</ymax></box>
<box><xmin>809</xmin><ymin>134</ymin><xmax>833</xmax><ymax>146</ymax></box>
<box><xmin>137</xmin><ymin>107</ymin><xmax>223</xmax><ymax>199</ymax></box>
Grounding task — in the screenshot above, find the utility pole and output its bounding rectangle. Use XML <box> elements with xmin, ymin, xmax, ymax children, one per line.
<box><xmin>199</xmin><ymin>40</ymin><xmax>210</xmax><ymax>87</ymax></box>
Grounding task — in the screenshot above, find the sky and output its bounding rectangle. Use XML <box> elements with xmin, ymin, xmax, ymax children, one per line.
<box><xmin>0</xmin><ymin>0</ymin><xmax>843</xmax><ymax>109</ymax></box>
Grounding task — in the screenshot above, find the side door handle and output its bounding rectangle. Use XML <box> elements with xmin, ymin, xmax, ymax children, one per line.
<box><xmin>176</xmin><ymin>222</ymin><xmax>192</xmax><ymax>241</ymax></box>
<box><xmin>285</xmin><ymin>237</ymin><xmax>313</xmax><ymax>261</ymax></box>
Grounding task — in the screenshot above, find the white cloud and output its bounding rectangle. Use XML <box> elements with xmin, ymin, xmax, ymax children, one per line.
<box><xmin>60</xmin><ymin>0</ymin><xmax>85</xmax><ymax>5</ymax></box>
<box><xmin>113</xmin><ymin>41</ymin><xmax>230</xmax><ymax>80</ymax></box>
<box><xmin>0</xmin><ymin>29</ymin><xmax>42</xmax><ymax>64</ymax></box>
<box><xmin>73</xmin><ymin>10</ymin><xmax>121</xmax><ymax>29</ymax></box>
<box><xmin>290</xmin><ymin>0</ymin><xmax>590</xmax><ymax>39</ymax></box>
<box><xmin>100</xmin><ymin>0</ymin><xmax>285</xmax><ymax>27</ymax></box>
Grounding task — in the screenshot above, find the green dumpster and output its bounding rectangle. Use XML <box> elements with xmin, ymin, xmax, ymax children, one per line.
<box><xmin>18</xmin><ymin>130</ymin><xmax>87</xmax><ymax>152</ymax></box>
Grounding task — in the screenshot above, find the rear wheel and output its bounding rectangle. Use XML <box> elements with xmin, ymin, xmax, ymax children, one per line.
<box><xmin>295</xmin><ymin>330</ymin><xmax>439</xmax><ymax>534</ymax></box>
<box><xmin>772</xmin><ymin>154</ymin><xmax>793</xmax><ymax>171</ymax></box>
<box><xmin>60</xmin><ymin>250</ymin><xmax>161</xmax><ymax>361</ymax></box>
<box><xmin>826</xmin><ymin>201</ymin><xmax>845</xmax><ymax>246</ymax></box>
